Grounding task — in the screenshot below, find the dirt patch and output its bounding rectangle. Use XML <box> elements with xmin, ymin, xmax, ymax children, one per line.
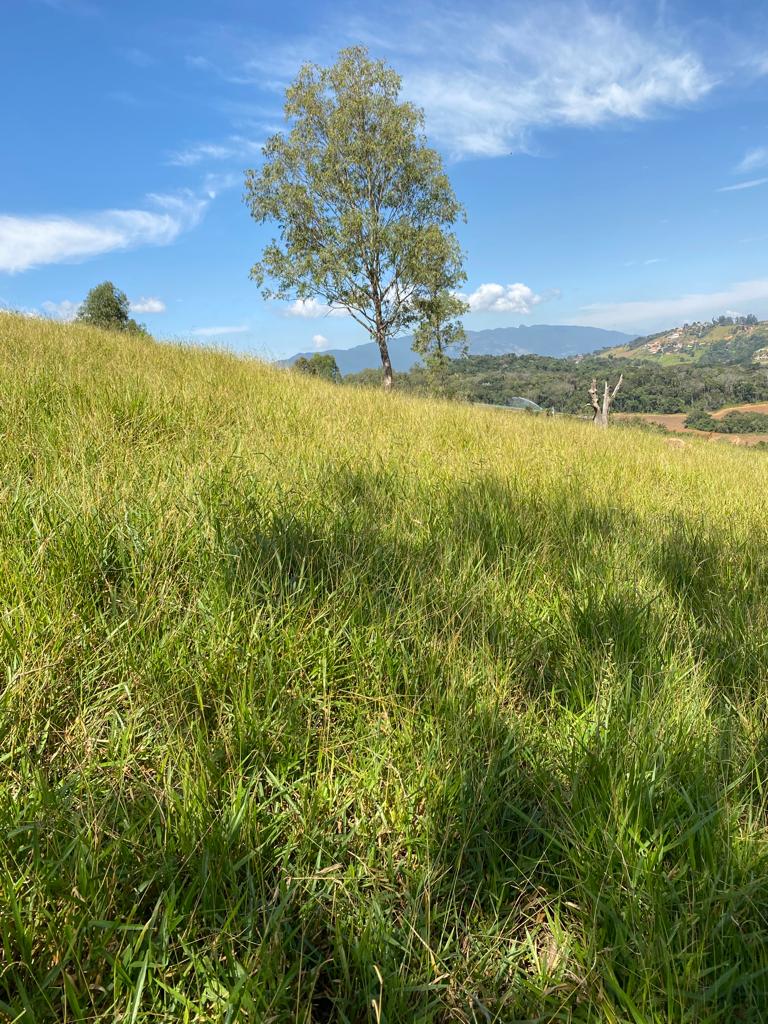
<box><xmin>709</xmin><ymin>401</ymin><xmax>768</xmax><ymax>419</ymax></box>
<box><xmin>615</xmin><ymin>411</ymin><xmax>767</xmax><ymax>447</ymax></box>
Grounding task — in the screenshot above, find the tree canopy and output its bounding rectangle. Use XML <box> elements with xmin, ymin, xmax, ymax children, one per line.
<box><xmin>75</xmin><ymin>282</ymin><xmax>147</xmax><ymax>334</ymax></box>
<box><xmin>244</xmin><ymin>46</ymin><xmax>466</xmax><ymax>388</ymax></box>
<box><xmin>292</xmin><ymin>353</ymin><xmax>341</xmax><ymax>382</ymax></box>
<box><xmin>411</xmin><ymin>289</ymin><xmax>468</xmax><ymax>391</ymax></box>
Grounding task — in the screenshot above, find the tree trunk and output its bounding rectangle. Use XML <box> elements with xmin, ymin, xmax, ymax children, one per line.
<box><xmin>589</xmin><ymin>379</ymin><xmax>605</xmax><ymax>428</ymax></box>
<box><xmin>376</xmin><ymin>326</ymin><xmax>394</xmax><ymax>389</ymax></box>
<box><xmin>589</xmin><ymin>376</ymin><xmax>622</xmax><ymax>428</ymax></box>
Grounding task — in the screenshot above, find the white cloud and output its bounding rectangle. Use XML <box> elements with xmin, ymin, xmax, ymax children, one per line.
<box><xmin>190</xmin><ymin>324</ymin><xmax>249</xmax><ymax>336</ymax></box>
<box><xmin>737</xmin><ymin>146</ymin><xmax>768</xmax><ymax>173</ymax></box>
<box><xmin>717</xmin><ymin>177</ymin><xmax>768</xmax><ymax>193</ymax></box>
<box><xmin>189</xmin><ymin>6</ymin><xmax>712</xmax><ymax>160</ymax></box>
<box><xmin>0</xmin><ymin>303</ymin><xmax>41</xmax><ymax>318</ymax></box>
<box><xmin>579</xmin><ymin>278</ymin><xmax>768</xmax><ymax>330</ymax></box>
<box><xmin>312</xmin><ymin>333</ymin><xmax>330</xmax><ymax>349</ymax></box>
<box><xmin>285</xmin><ymin>298</ymin><xmax>349</xmax><ymax>318</ymax></box>
<box><xmin>372</xmin><ymin>6</ymin><xmax>713</xmax><ymax>157</ymax></box>
<box><xmin>0</xmin><ymin>191</ymin><xmax>208</xmax><ymax>273</ymax></box>
<box><xmin>465</xmin><ymin>282</ymin><xmax>542</xmax><ymax>314</ymax></box>
<box><xmin>130</xmin><ymin>296</ymin><xmax>166</xmax><ymax>314</ymax></box>
<box><xmin>167</xmin><ymin>136</ymin><xmax>264</xmax><ymax>166</ymax></box>
<box><xmin>41</xmin><ymin>299</ymin><xmax>78</xmax><ymax>320</ymax></box>
<box><xmin>203</xmin><ymin>171</ymin><xmax>241</xmax><ymax>198</ymax></box>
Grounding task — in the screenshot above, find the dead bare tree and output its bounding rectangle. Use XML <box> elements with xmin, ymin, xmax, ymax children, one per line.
<box><xmin>589</xmin><ymin>375</ymin><xmax>623</xmax><ymax>428</ymax></box>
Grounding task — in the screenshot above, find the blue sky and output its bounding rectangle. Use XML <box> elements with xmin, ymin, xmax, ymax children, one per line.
<box><xmin>3</xmin><ymin>0</ymin><xmax>768</xmax><ymax>357</ymax></box>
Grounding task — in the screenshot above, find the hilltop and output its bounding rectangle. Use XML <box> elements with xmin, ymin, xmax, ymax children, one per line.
<box><xmin>3</xmin><ymin>313</ymin><xmax>768</xmax><ymax>1022</ymax></box>
<box><xmin>600</xmin><ymin>315</ymin><xmax>768</xmax><ymax>365</ymax></box>
<box><xmin>283</xmin><ymin>323</ymin><xmax>636</xmax><ymax>375</ymax></box>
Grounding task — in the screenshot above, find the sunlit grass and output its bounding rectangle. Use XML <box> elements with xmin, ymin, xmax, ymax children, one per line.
<box><xmin>2</xmin><ymin>313</ymin><xmax>768</xmax><ymax>1022</ymax></box>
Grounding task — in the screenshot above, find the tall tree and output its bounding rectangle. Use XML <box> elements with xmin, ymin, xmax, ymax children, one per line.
<box><xmin>75</xmin><ymin>282</ymin><xmax>147</xmax><ymax>334</ymax></box>
<box><xmin>244</xmin><ymin>46</ymin><xmax>465</xmax><ymax>389</ymax></box>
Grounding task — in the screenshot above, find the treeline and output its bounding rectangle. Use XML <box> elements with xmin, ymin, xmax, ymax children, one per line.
<box><xmin>711</xmin><ymin>314</ymin><xmax>759</xmax><ymax>326</ymax></box>
<box><xmin>346</xmin><ymin>353</ymin><xmax>768</xmax><ymax>414</ymax></box>
<box><xmin>685</xmin><ymin>409</ymin><xmax>768</xmax><ymax>434</ymax></box>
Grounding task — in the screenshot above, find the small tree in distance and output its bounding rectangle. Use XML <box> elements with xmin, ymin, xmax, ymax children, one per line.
<box><xmin>244</xmin><ymin>47</ymin><xmax>466</xmax><ymax>389</ymax></box>
<box><xmin>293</xmin><ymin>353</ymin><xmax>341</xmax><ymax>382</ymax></box>
<box><xmin>75</xmin><ymin>282</ymin><xmax>147</xmax><ymax>334</ymax></box>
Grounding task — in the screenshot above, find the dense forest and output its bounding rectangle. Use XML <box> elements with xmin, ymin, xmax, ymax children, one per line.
<box><xmin>346</xmin><ymin>352</ymin><xmax>768</xmax><ymax>414</ymax></box>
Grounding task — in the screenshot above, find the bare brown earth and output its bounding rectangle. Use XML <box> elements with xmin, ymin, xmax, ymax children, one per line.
<box><xmin>709</xmin><ymin>401</ymin><xmax>768</xmax><ymax>419</ymax></box>
<box><xmin>615</xmin><ymin>408</ymin><xmax>768</xmax><ymax>446</ymax></box>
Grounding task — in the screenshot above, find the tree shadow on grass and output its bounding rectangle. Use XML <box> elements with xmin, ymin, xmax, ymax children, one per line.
<box><xmin>6</xmin><ymin>465</ymin><xmax>768</xmax><ymax>1021</ymax></box>
<box><xmin>211</xmin><ymin>465</ymin><xmax>768</xmax><ymax>710</ymax></box>
<box><xmin>8</xmin><ymin>692</ymin><xmax>763</xmax><ymax>1022</ymax></box>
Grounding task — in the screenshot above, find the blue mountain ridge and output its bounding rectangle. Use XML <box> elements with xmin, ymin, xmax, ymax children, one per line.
<box><xmin>281</xmin><ymin>324</ymin><xmax>637</xmax><ymax>375</ymax></box>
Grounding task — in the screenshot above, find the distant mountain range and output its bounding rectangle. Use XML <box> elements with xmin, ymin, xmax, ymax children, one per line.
<box><xmin>282</xmin><ymin>324</ymin><xmax>637</xmax><ymax>376</ymax></box>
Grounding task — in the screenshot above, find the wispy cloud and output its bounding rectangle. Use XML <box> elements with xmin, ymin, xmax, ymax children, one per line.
<box><xmin>284</xmin><ymin>298</ymin><xmax>349</xmax><ymax>318</ymax></box>
<box><xmin>41</xmin><ymin>299</ymin><xmax>79</xmax><ymax>320</ymax></box>
<box><xmin>202</xmin><ymin>171</ymin><xmax>242</xmax><ymax>198</ymax></box>
<box><xmin>717</xmin><ymin>177</ymin><xmax>768</xmax><ymax>193</ymax></box>
<box><xmin>579</xmin><ymin>278</ymin><xmax>768</xmax><ymax>329</ymax></box>
<box><xmin>187</xmin><ymin>4</ymin><xmax>713</xmax><ymax>160</ymax></box>
<box><xmin>736</xmin><ymin>146</ymin><xmax>768</xmax><ymax>173</ymax></box>
<box><xmin>190</xmin><ymin>324</ymin><xmax>249</xmax><ymax>336</ymax></box>
<box><xmin>312</xmin><ymin>333</ymin><xmax>330</xmax><ymax>349</ymax></box>
<box><xmin>185</xmin><ymin>44</ymin><xmax>321</xmax><ymax>90</ymax></box>
<box><xmin>130</xmin><ymin>296</ymin><xmax>166</xmax><ymax>314</ymax></box>
<box><xmin>0</xmin><ymin>191</ymin><xmax>208</xmax><ymax>273</ymax></box>
<box><xmin>465</xmin><ymin>282</ymin><xmax>543</xmax><ymax>314</ymax></box>
<box><xmin>167</xmin><ymin>136</ymin><xmax>264</xmax><ymax>167</ymax></box>
<box><xmin>402</xmin><ymin>7</ymin><xmax>713</xmax><ymax>158</ymax></box>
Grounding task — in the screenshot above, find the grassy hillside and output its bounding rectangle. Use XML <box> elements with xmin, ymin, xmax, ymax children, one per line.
<box><xmin>3</xmin><ymin>314</ymin><xmax>768</xmax><ymax>1022</ymax></box>
<box><xmin>601</xmin><ymin>319</ymin><xmax>768</xmax><ymax>366</ymax></box>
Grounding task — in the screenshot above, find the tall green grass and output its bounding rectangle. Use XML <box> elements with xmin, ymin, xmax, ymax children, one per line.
<box><xmin>2</xmin><ymin>313</ymin><xmax>768</xmax><ymax>1022</ymax></box>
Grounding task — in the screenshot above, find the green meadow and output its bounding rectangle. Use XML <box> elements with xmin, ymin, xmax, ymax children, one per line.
<box><xmin>2</xmin><ymin>313</ymin><xmax>768</xmax><ymax>1022</ymax></box>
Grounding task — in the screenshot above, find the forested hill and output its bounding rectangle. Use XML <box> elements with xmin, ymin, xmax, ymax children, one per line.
<box><xmin>599</xmin><ymin>316</ymin><xmax>768</xmax><ymax>366</ymax></box>
<box><xmin>355</xmin><ymin>351</ymin><xmax>768</xmax><ymax>414</ymax></box>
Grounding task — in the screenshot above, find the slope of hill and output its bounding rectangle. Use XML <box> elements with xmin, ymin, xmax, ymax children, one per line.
<box><xmin>600</xmin><ymin>318</ymin><xmax>768</xmax><ymax>365</ymax></box>
<box><xmin>284</xmin><ymin>323</ymin><xmax>636</xmax><ymax>374</ymax></box>
<box><xmin>3</xmin><ymin>313</ymin><xmax>768</xmax><ymax>1022</ymax></box>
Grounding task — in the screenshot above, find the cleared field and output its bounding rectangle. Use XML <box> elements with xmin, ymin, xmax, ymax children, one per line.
<box><xmin>2</xmin><ymin>314</ymin><xmax>768</xmax><ymax>1022</ymax></box>
<box><xmin>710</xmin><ymin>400</ymin><xmax>768</xmax><ymax>419</ymax></box>
<box><xmin>616</xmin><ymin>408</ymin><xmax>768</xmax><ymax>445</ymax></box>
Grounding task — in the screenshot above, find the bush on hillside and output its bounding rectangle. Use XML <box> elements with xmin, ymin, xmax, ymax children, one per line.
<box><xmin>685</xmin><ymin>409</ymin><xmax>768</xmax><ymax>433</ymax></box>
<box><xmin>293</xmin><ymin>353</ymin><xmax>341</xmax><ymax>382</ymax></box>
<box><xmin>76</xmin><ymin>281</ymin><xmax>148</xmax><ymax>335</ymax></box>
